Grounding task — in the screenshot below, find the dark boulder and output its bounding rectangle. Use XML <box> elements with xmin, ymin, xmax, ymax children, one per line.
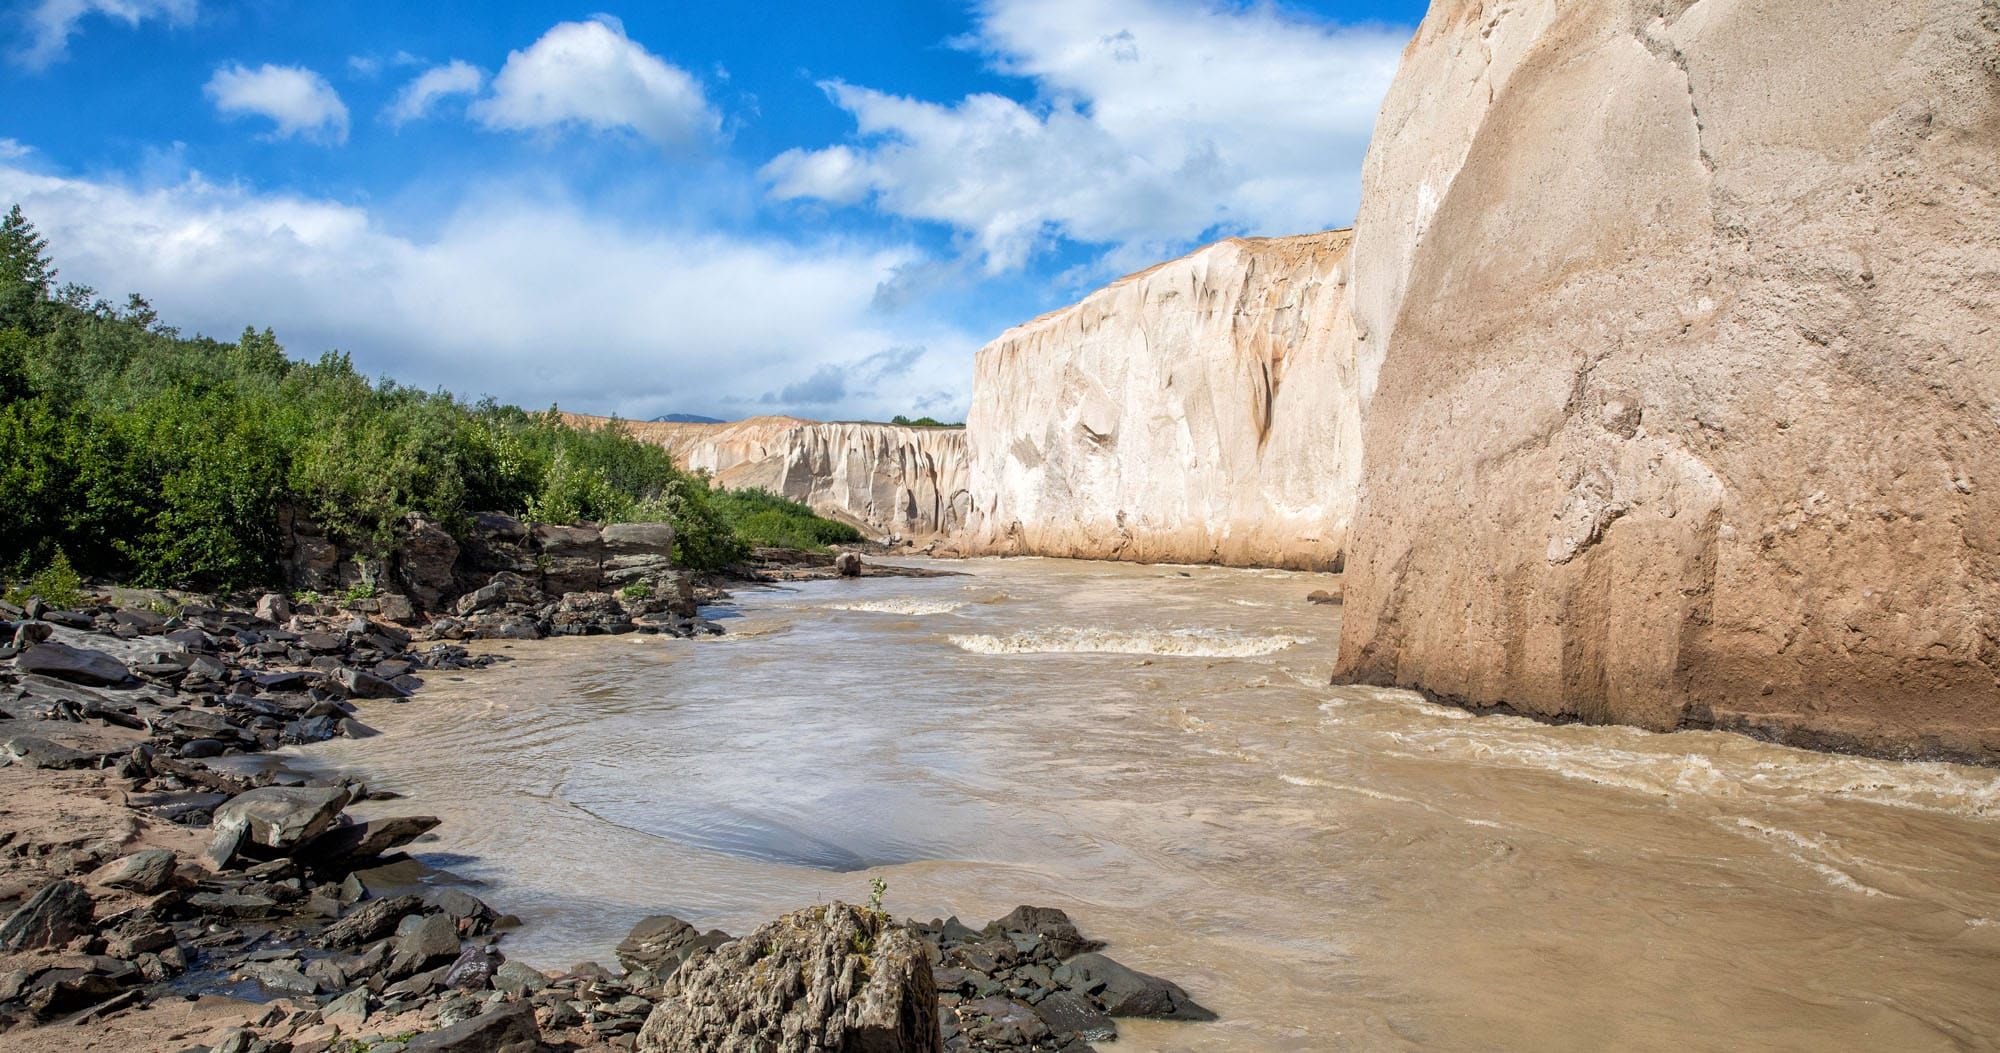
<box><xmin>1064</xmin><ymin>953</ymin><xmax>1214</xmax><ymax>1021</ymax></box>
<box><xmin>616</xmin><ymin>915</ymin><xmax>731</xmax><ymax>982</ymax></box>
<box><xmin>87</xmin><ymin>849</ymin><xmax>179</xmax><ymax>894</ymax></box>
<box><xmin>986</xmin><ymin>906</ymin><xmax>1100</xmax><ymax>960</ymax></box>
<box><xmin>204</xmin><ymin>785</ymin><xmax>351</xmax><ymax>868</ymax></box>
<box><xmin>1</xmin><ymin>735</ymin><xmax>98</xmax><ymax>770</ymax></box>
<box><xmin>834</xmin><ymin>552</ymin><xmax>863</xmax><ymax>577</ymax></box>
<box><xmin>15</xmin><ymin>642</ymin><xmax>129</xmax><ymax>686</ymax></box>
<box><xmin>335</xmin><ymin>666</ymin><xmax>411</xmax><ymax>699</ymax></box>
<box><xmin>315</xmin><ymin>894</ymin><xmax>425</xmax><ymax>949</ymax></box>
<box><xmin>300</xmin><ymin>815</ymin><xmax>440</xmax><ymax>867</ymax></box>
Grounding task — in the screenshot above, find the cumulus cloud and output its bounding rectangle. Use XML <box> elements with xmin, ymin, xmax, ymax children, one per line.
<box><xmin>471</xmin><ymin>16</ymin><xmax>718</xmax><ymax>150</ymax></box>
<box><xmin>0</xmin><ymin>158</ymin><xmax>975</xmax><ymax>421</ymax></box>
<box><xmin>205</xmin><ymin>63</ymin><xmax>350</xmax><ymax>144</ymax></box>
<box><xmin>13</xmin><ymin>0</ymin><xmax>193</xmax><ymax>70</ymax></box>
<box><xmin>387</xmin><ymin>60</ymin><xmax>485</xmax><ymax>126</ymax></box>
<box><xmin>762</xmin><ymin>0</ymin><xmax>1407</xmax><ymax>270</ymax></box>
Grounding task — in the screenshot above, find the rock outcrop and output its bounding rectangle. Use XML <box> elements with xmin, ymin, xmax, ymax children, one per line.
<box><xmin>636</xmin><ymin>902</ymin><xmax>938</xmax><ymax>1053</ymax></box>
<box><xmin>954</xmin><ymin>230</ymin><xmax>1361</xmax><ymax>570</ymax></box>
<box><xmin>1333</xmin><ymin>0</ymin><xmax>2000</xmax><ymax>759</ymax></box>
<box><xmin>567</xmin><ymin>414</ymin><xmax>975</xmax><ymax>541</ymax></box>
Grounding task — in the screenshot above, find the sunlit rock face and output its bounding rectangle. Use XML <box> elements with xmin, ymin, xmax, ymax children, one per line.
<box><xmin>1333</xmin><ymin>0</ymin><xmax>2000</xmax><ymax>759</ymax></box>
<box><xmin>954</xmin><ymin>230</ymin><xmax>1363</xmax><ymax>571</ymax></box>
<box><xmin>566</xmin><ymin>414</ymin><xmax>975</xmax><ymax>540</ymax></box>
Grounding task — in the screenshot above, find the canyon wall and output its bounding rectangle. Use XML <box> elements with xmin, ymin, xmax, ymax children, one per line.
<box><xmin>564</xmin><ymin>414</ymin><xmax>975</xmax><ymax>540</ymax></box>
<box><xmin>1333</xmin><ymin>0</ymin><xmax>2000</xmax><ymax>759</ymax></box>
<box><xmin>955</xmin><ymin>230</ymin><xmax>1361</xmax><ymax>570</ymax></box>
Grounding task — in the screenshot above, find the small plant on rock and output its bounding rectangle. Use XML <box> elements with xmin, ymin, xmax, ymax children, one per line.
<box><xmin>867</xmin><ymin>876</ymin><xmax>888</xmax><ymax>913</ymax></box>
<box><xmin>620</xmin><ymin>580</ymin><xmax>653</xmax><ymax>601</ymax></box>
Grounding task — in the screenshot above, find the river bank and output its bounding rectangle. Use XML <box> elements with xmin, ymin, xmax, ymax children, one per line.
<box><xmin>0</xmin><ymin>558</ymin><xmax>1216</xmax><ymax>1052</ymax></box>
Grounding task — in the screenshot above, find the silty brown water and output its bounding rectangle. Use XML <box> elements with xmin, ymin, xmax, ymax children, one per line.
<box><xmin>295</xmin><ymin>557</ymin><xmax>2000</xmax><ymax>1052</ymax></box>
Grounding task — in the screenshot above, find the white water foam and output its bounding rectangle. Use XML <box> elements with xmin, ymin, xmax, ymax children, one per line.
<box><xmin>948</xmin><ymin>627</ymin><xmax>1312</xmax><ymax>658</ymax></box>
<box><xmin>824</xmin><ymin>599</ymin><xmax>965</xmax><ymax>616</ymax></box>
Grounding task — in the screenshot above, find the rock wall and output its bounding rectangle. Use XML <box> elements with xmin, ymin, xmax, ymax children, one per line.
<box><xmin>1333</xmin><ymin>0</ymin><xmax>2000</xmax><ymax>759</ymax></box>
<box><xmin>954</xmin><ymin>230</ymin><xmax>1361</xmax><ymax>570</ymax></box>
<box><xmin>565</xmin><ymin>414</ymin><xmax>975</xmax><ymax>541</ymax></box>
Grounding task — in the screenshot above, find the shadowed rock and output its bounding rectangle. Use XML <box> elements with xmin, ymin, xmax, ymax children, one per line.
<box><xmin>0</xmin><ymin>880</ymin><xmax>94</xmax><ymax>952</ymax></box>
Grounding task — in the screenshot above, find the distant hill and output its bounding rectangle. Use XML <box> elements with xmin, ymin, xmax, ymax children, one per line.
<box><xmin>651</xmin><ymin>412</ymin><xmax>726</xmax><ymax>424</ymax></box>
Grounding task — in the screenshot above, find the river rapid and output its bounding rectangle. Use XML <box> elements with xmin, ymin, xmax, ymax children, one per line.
<box><xmin>295</xmin><ymin>557</ymin><xmax>2000</xmax><ymax>1052</ymax></box>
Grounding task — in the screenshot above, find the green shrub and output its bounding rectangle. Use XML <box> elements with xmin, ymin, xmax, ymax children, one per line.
<box><xmin>4</xmin><ymin>549</ymin><xmax>84</xmax><ymax>609</ymax></box>
<box><xmin>0</xmin><ymin>205</ymin><xmax>872</xmax><ymax>586</ymax></box>
<box><xmin>708</xmin><ymin>488</ymin><xmax>864</xmax><ymax>551</ymax></box>
<box><xmin>620</xmin><ymin>581</ymin><xmax>652</xmax><ymax>600</ymax></box>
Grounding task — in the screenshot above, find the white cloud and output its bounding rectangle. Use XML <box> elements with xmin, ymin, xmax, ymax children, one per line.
<box><xmin>0</xmin><ymin>159</ymin><xmax>975</xmax><ymax>421</ymax></box>
<box><xmin>762</xmin><ymin>0</ymin><xmax>1408</xmax><ymax>270</ymax></box>
<box><xmin>205</xmin><ymin>63</ymin><xmax>351</xmax><ymax>144</ymax></box>
<box><xmin>0</xmin><ymin>139</ymin><xmax>31</xmax><ymax>160</ymax></box>
<box><xmin>13</xmin><ymin>0</ymin><xmax>193</xmax><ymax>70</ymax></box>
<box><xmin>470</xmin><ymin>16</ymin><xmax>718</xmax><ymax>150</ymax></box>
<box><xmin>387</xmin><ymin>60</ymin><xmax>485</xmax><ymax>126</ymax></box>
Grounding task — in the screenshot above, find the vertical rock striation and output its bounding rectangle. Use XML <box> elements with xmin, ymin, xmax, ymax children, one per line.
<box><xmin>956</xmin><ymin>230</ymin><xmax>1362</xmax><ymax>570</ymax></box>
<box><xmin>1334</xmin><ymin>0</ymin><xmax>2000</xmax><ymax>759</ymax></box>
<box><xmin>564</xmin><ymin>415</ymin><xmax>975</xmax><ymax>541</ymax></box>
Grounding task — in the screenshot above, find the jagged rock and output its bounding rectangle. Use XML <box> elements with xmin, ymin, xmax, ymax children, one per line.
<box><xmin>0</xmin><ymin>880</ymin><xmax>94</xmax><ymax>951</ymax></box>
<box><xmin>637</xmin><ymin>902</ymin><xmax>938</xmax><ymax>1052</ymax></box>
<box><xmin>1306</xmin><ymin>589</ymin><xmax>1342</xmax><ymax>606</ymax></box>
<box><xmin>11</xmin><ymin>620</ymin><xmax>53</xmax><ymax>648</ymax></box>
<box><xmin>985</xmin><ymin>906</ymin><xmax>1099</xmax><ymax>961</ymax></box>
<box><xmin>834</xmin><ymin>552</ymin><xmax>862</xmax><ymax>577</ymax></box>
<box><xmin>1063</xmin><ymin>953</ymin><xmax>1212</xmax><ymax>1020</ymax></box>
<box><xmin>389</xmin><ymin>912</ymin><xmax>462</xmax><ymax>976</ymax></box>
<box><xmin>15</xmin><ymin>642</ymin><xmax>129</xmax><ymax>686</ymax></box>
<box><xmin>404</xmin><ymin>999</ymin><xmax>541</xmax><ymax>1053</ymax></box>
<box><xmin>315</xmin><ymin>894</ymin><xmax>425</xmax><ymax>948</ymax></box>
<box><xmin>616</xmin><ymin>915</ymin><xmax>731</xmax><ymax>982</ymax></box>
<box><xmin>455</xmin><ymin>572</ymin><xmax>543</xmax><ymax>616</ymax></box>
<box><xmin>87</xmin><ymin>849</ymin><xmax>178</xmax><ymax>894</ymax></box>
<box><xmin>205</xmin><ymin>785</ymin><xmax>351</xmax><ymax>868</ymax></box>
<box><xmin>252</xmin><ymin>593</ymin><xmax>291</xmax><ymax>624</ymax></box>
<box><xmin>397</xmin><ymin>515</ymin><xmax>463</xmax><ymax>611</ymax></box>
<box><xmin>444</xmin><ymin>945</ymin><xmax>501</xmax><ymax>990</ymax></box>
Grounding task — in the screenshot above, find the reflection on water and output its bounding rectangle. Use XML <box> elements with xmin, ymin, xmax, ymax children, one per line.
<box><xmin>295</xmin><ymin>557</ymin><xmax>2000</xmax><ymax>1052</ymax></box>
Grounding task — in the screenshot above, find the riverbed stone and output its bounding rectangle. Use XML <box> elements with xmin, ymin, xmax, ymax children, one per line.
<box><xmin>205</xmin><ymin>785</ymin><xmax>352</xmax><ymax>868</ymax></box>
<box><xmin>301</xmin><ymin>815</ymin><xmax>440</xmax><ymax>867</ymax></box>
<box><xmin>87</xmin><ymin>849</ymin><xmax>178</xmax><ymax>894</ymax></box>
<box><xmin>1064</xmin><ymin>953</ymin><xmax>1212</xmax><ymax>1021</ymax></box>
<box><xmin>0</xmin><ymin>880</ymin><xmax>95</xmax><ymax>951</ymax></box>
<box><xmin>15</xmin><ymin>642</ymin><xmax>129</xmax><ymax>686</ymax></box>
<box><xmin>405</xmin><ymin>999</ymin><xmax>541</xmax><ymax>1053</ymax></box>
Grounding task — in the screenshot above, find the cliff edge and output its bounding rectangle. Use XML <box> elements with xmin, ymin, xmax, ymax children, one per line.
<box><xmin>1333</xmin><ymin>0</ymin><xmax>2000</xmax><ymax>759</ymax></box>
<box><xmin>955</xmin><ymin>229</ymin><xmax>1362</xmax><ymax>570</ymax></box>
<box><xmin>565</xmin><ymin>414</ymin><xmax>975</xmax><ymax>541</ymax></box>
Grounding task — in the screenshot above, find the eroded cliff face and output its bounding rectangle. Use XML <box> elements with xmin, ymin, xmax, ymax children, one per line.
<box><xmin>955</xmin><ymin>230</ymin><xmax>1361</xmax><ymax>570</ymax></box>
<box><xmin>565</xmin><ymin>414</ymin><xmax>975</xmax><ymax>540</ymax></box>
<box><xmin>1334</xmin><ymin>0</ymin><xmax>2000</xmax><ymax>758</ymax></box>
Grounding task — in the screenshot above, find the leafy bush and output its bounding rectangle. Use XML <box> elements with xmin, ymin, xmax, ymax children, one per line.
<box><xmin>4</xmin><ymin>550</ymin><xmax>84</xmax><ymax>610</ymax></box>
<box><xmin>708</xmin><ymin>488</ymin><xmax>863</xmax><ymax>551</ymax></box>
<box><xmin>0</xmin><ymin>205</ymin><xmax>850</xmax><ymax>586</ymax></box>
<box><xmin>889</xmin><ymin>414</ymin><xmax>959</xmax><ymax>427</ymax></box>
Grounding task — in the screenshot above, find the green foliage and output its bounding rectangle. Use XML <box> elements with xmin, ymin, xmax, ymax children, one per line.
<box><xmin>889</xmin><ymin>414</ymin><xmax>959</xmax><ymax>427</ymax></box>
<box><xmin>620</xmin><ymin>580</ymin><xmax>653</xmax><ymax>601</ymax></box>
<box><xmin>0</xmin><ymin>205</ymin><xmax>857</xmax><ymax>588</ymax></box>
<box><xmin>706</xmin><ymin>488</ymin><xmax>863</xmax><ymax>551</ymax></box>
<box><xmin>3</xmin><ymin>550</ymin><xmax>84</xmax><ymax>610</ymax></box>
<box><xmin>867</xmin><ymin>876</ymin><xmax>888</xmax><ymax>913</ymax></box>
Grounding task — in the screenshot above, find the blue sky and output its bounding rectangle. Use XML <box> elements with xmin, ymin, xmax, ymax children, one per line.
<box><xmin>1</xmin><ymin>0</ymin><xmax>1423</xmax><ymax>421</ymax></box>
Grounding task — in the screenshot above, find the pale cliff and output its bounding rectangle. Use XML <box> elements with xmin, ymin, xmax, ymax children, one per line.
<box><xmin>563</xmin><ymin>414</ymin><xmax>975</xmax><ymax>540</ymax></box>
<box><xmin>1333</xmin><ymin>0</ymin><xmax>2000</xmax><ymax>758</ymax></box>
<box><xmin>954</xmin><ymin>230</ymin><xmax>1361</xmax><ymax>570</ymax></box>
